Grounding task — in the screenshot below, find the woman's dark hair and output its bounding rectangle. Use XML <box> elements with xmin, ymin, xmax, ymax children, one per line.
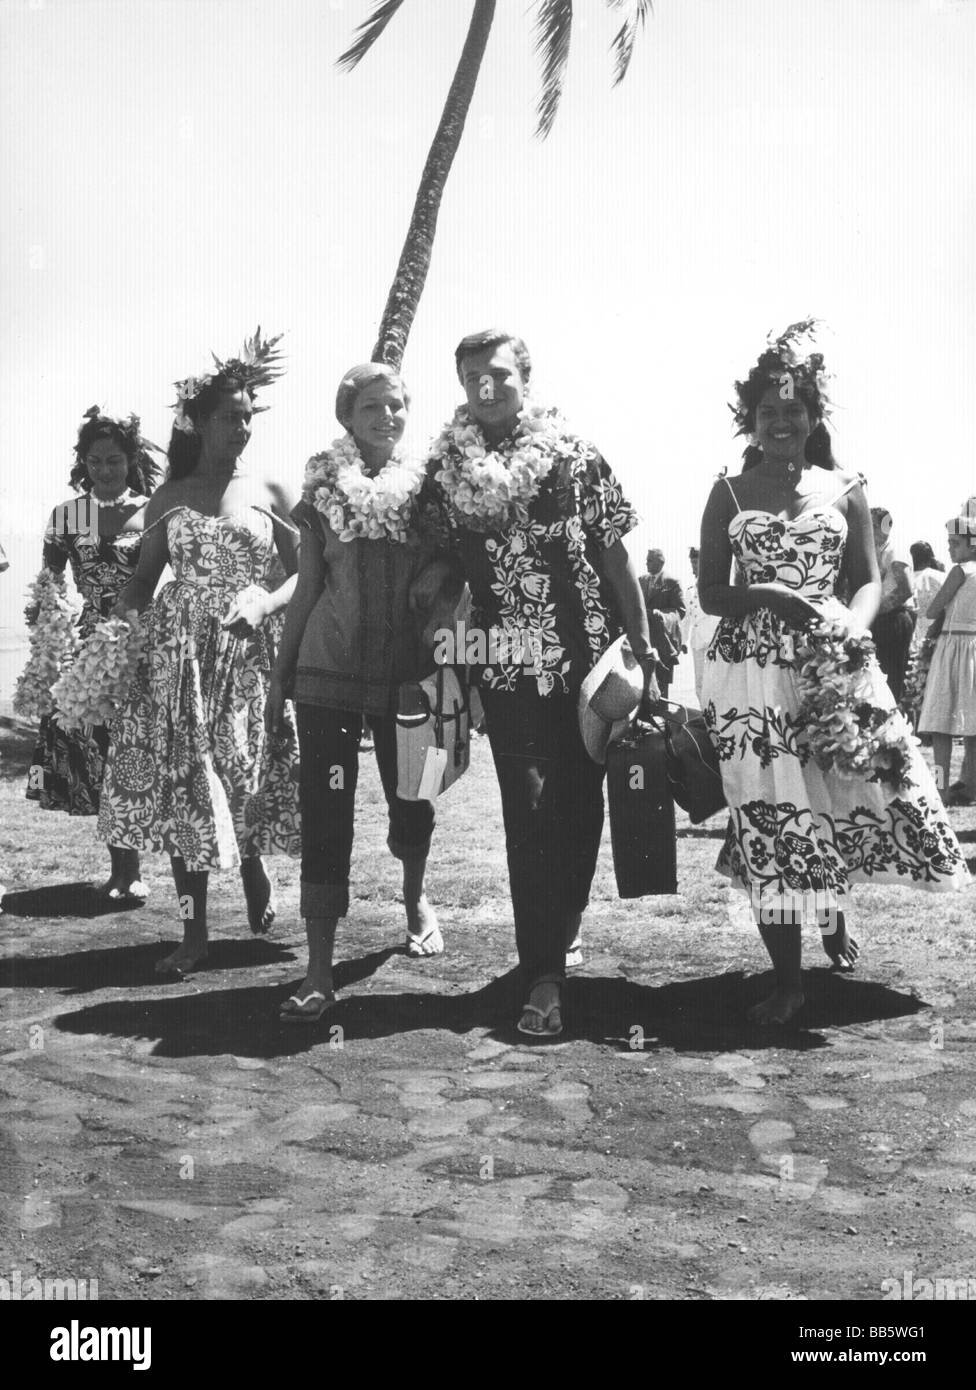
<box><xmin>910</xmin><ymin>541</ymin><xmax>944</xmax><ymax>572</ymax></box>
<box><xmin>166</xmin><ymin>376</ymin><xmax>251</xmax><ymax>481</ymax></box>
<box><xmin>69</xmin><ymin>413</ymin><xmax>161</xmax><ymax>496</ymax></box>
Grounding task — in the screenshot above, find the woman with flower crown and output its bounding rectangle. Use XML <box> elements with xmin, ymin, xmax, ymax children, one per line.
<box><xmin>21</xmin><ymin>407</ymin><xmax>161</xmax><ymax>899</ymax></box>
<box><xmin>424</xmin><ymin>329</ymin><xmax>662</xmax><ymax>1039</ymax></box>
<box><xmin>698</xmin><ymin>322</ymin><xmax>968</xmax><ymax>1025</ymax></box>
<box><xmin>97</xmin><ymin>332</ymin><xmax>302</xmax><ymax>976</ymax></box>
<box><xmin>267</xmin><ymin>364</ymin><xmax>448</xmax><ymax>1023</ymax></box>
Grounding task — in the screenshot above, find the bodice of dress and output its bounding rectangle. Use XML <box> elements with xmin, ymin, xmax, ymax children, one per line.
<box><xmin>944</xmin><ymin>561</ymin><xmax>976</xmax><ymax>633</ymax></box>
<box><xmin>729</xmin><ymin>507</ymin><xmax>846</xmax><ymax>596</ymax></box>
<box><xmin>712</xmin><ymin>508</ymin><xmax>848</xmax><ymax>669</ymax></box>
<box><xmin>163</xmin><ymin>506</ymin><xmax>280</xmax><ymax>603</ymax></box>
<box><xmin>44</xmin><ymin>504</ymin><xmax>145</xmax><ymax>636</ymax></box>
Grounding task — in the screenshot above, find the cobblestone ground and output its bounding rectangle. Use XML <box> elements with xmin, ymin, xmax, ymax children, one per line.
<box><xmin>2</xmin><ymin>723</ymin><xmax>975</xmax><ymax>1300</ymax></box>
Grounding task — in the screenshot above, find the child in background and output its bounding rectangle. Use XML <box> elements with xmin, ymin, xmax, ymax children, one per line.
<box><xmin>918</xmin><ymin>506</ymin><xmax>976</xmax><ymax>805</ymax></box>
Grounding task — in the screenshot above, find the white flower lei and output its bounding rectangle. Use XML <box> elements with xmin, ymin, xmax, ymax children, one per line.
<box><xmin>172</xmin><ymin>374</ymin><xmax>214</xmax><ymax>434</ymax></box>
<box><xmin>303</xmin><ymin>435</ymin><xmax>426</xmax><ymax>543</ymax></box>
<box><xmin>428</xmin><ymin>402</ymin><xmax>581</xmax><ymax>532</ymax></box>
<box><xmin>52</xmin><ymin>614</ymin><xmax>147</xmax><ymax>731</ymax></box>
<box><xmin>13</xmin><ymin>570</ymin><xmax>81</xmax><ymax>720</ymax></box>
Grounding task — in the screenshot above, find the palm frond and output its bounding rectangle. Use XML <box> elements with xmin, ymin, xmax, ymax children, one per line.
<box><xmin>607</xmin><ymin>0</ymin><xmax>652</xmax><ymax>85</ymax></box>
<box><xmin>533</xmin><ymin>0</ymin><xmax>573</xmax><ymax>139</ymax></box>
<box><xmin>337</xmin><ymin>0</ymin><xmax>408</xmax><ymax>73</ymax></box>
<box><xmin>213</xmin><ymin>327</ymin><xmax>286</xmax><ymax>392</ymax></box>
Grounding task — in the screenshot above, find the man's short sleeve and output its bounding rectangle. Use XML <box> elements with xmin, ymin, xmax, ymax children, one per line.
<box><xmin>580</xmin><ymin>452</ymin><xmax>638</xmax><ymax>549</ymax></box>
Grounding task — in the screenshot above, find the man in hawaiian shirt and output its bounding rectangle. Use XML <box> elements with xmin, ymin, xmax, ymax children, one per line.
<box><xmin>425</xmin><ymin>329</ymin><xmax>661</xmax><ymax>1037</ymax></box>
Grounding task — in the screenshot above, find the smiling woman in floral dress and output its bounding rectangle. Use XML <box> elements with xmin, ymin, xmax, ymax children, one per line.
<box><xmin>698</xmin><ymin>322</ymin><xmax>968</xmax><ymax>1025</ymax></box>
<box><xmin>25</xmin><ymin>407</ymin><xmax>161</xmax><ymax>899</ymax></box>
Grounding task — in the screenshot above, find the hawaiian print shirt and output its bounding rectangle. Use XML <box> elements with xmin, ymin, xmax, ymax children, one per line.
<box><xmin>427</xmin><ymin>435</ymin><xmax>638</xmax><ymax>697</ymax></box>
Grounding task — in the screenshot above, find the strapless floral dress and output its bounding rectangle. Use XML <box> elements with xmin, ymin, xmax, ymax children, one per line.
<box><xmin>701</xmin><ymin>496</ymin><xmax>969</xmax><ymax>918</ymax></box>
<box><xmin>98</xmin><ymin>506</ymin><xmax>301</xmax><ymax>870</ymax></box>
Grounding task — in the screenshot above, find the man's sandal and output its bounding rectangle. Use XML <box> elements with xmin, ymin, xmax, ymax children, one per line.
<box><xmin>517</xmin><ymin>1003</ymin><xmax>564</xmax><ymax>1039</ymax></box>
<box><xmin>279</xmin><ymin>990</ymin><xmax>336</xmax><ymax>1024</ymax></box>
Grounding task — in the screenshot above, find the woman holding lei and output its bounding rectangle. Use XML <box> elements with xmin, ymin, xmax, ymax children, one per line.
<box><xmin>267</xmin><ymin>364</ymin><xmax>448</xmax><ymax>1024</ymax></box>
<box><xmin>698</xmin><ymin>321</ymin><xmax>968</xmax><ymax>1025</ymax></box>
<box><xmin>97</xmin><ymin>331</ymin><xmax>302</xmax><ymax>976</ymax></box>
<box><xmin>24</xmin><ymin>407</ymin><xmax>161</xmax><ymax>899</ymax></box>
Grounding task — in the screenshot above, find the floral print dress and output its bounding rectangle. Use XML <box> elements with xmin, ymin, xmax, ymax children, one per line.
<box><xmin>27</xmin><ymin>501</ymin><xmax>145</xmax><ymax>815</ymax></box>
<box><xmin>702</xmin><ymin>483</ymin><xmax>968</xmax><ymax>917</ymax></box>
<box><xmin>97</xmin><ymin>506</ymin><xmax>301</xmax><ymax>870</ymax></box>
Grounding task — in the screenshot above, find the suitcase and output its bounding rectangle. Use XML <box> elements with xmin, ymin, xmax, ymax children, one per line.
<box><xmin>605</xmin><ymin>722</ymin><xmax>678</xmax><ymax>897</ymax></box>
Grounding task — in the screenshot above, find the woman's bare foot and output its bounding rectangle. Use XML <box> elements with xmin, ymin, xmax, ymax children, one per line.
<box><xmin>821</xmin><ymin>919</ymin><xmax>859</xmax><ymax>970</ymax></box>
<box><xmin>241</xmin><ymin>857</ymin><xmax>276</xmax><ymax>935</ymax></box>
<box><xmin>517</xmin><ymin>980</ymin><xmax>563</xmax><ymax>1037</ymax></box>
<box><xmin>747</xmin><ymin>988</ymin><xmax>805</xmax><ymax>1025</ymax></box>
<box><xmin>98</xmin><ymin>850</ymin><xmax>147</xmax><ymax>900</ymax></box>
<box><xmin>155</xmin><ymin>941</ymin><xmax>209</xmax><ymax>977</ymax></box>
<box><xmin>405</xmin><ymin>897</ymin><xmax>443</xmax><ymax>957</ymax></box>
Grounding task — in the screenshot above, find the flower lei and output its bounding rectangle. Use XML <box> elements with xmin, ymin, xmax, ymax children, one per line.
<box><xmin>13</xmin><ymin>570</ymin><xmax>81</xmax><ymax>720</ymax></box>
<box><xmin>303</xmin><ymin>436</ymin><xmax>426</xmax><ymax>543</ymax></box>
<box><xmin>428</xmin><ymin>402</ymin><xmax>582</xmax><ymax>532</ymax></box>
<box><xmin>900</xmin><ymin>636</ymin><xmax>936</xmax><ymax>728</ymax></box>
<box><xmin>795</xmin><ymin>620</ymin><xmax>918</xmax><ymax>794</ymax></box>
<box><xmin>51</xmin><ymin>614</ymin><xmax>147</xmax><ymax>731</ymax></box>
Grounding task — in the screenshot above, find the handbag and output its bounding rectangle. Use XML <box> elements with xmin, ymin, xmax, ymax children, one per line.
<box><xmin>645</xmin><ymin>698</ymin><xmax>726</xmax><ymax>824</ymax></box>
<box><xmin>396</xmin><ymin>667</ymin><xmax>483</xmax><ymax>802</ymax></box>
<box><xmin>605</xmin><ymin>722</ymin><xmax>677</xmax><ymax>897</ymax></box>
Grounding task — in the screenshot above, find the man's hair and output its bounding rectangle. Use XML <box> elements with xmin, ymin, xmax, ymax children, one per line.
<box><xmin>454</xmin><ymin>329</ymin><xmax>531</xmax><ymax>386</ymax></box>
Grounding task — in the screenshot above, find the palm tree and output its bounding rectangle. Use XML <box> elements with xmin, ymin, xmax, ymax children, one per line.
<box><xmin>340</xmin><ymin>0</ymin><xmax>652</xmax><ymax>369</ymax></box>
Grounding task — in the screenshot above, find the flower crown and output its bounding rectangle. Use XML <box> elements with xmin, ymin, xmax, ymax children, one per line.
<box><xmin>79</xmin><ymin>405</ymin><xmax>163</xmax><ymax>460</ymax></box>
<box><xmin>171</xmin><ymin>327</ymin><xmax>284</xmax><ymax>434</ymax></box>
<box><xmin>732</xmin><ymin>318</ymin><xmax>833</xmax><ymax>435</ymax></box>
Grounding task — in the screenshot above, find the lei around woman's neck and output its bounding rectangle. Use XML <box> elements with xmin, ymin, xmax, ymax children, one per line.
<box><xmin>303</xmin><ymin>433</ymin><xmax>426</xmax><ymax>544</ymax></box>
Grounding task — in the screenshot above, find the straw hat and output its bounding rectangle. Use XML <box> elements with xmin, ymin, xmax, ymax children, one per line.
<box><xmin>578</xmin><ymin>635</ymin><xmax>645</xmax><ymax>764</ymax></box>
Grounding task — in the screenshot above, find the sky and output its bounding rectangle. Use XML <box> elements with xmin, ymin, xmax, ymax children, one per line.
<box><xmin>2</xmin><ymin>0</ymin><xmax>976</xmax><ymax>641</ymax></box>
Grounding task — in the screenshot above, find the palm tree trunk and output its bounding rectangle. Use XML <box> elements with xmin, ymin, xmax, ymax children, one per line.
<box><xmin>371</xmin><ymin>0</ymin><xmax>496</xmax><ymax>368</ymax></box>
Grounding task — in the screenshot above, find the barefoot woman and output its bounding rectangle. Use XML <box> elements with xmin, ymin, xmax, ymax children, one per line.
<box><xmin>26</xmin><ymin>407</ymin><xmax>161</xmax><ymax>899</ymax></box>
<box><xmin>98</xmin><ymin>332</ymin><xmax>301</xmax><ymax>974</ymax></box>
<box><xmin>269</xmin><ymin>364</ymin><xmax>446</xmax><ymax>1023</ymax></box>
<box><xmin>698</xmin><ymin>322</ymin><xmax>968</xmax><ymax>1024</ymax></box>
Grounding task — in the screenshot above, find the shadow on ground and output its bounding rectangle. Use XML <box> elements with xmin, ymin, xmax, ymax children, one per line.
<box><xmin>0</xmin><ymin>936</ymin><xmax>303</xmax><ymax>993</ymax></box>
<box><xmin>49</xmin><ymin>962</ymin><xmax>925</xmax><ymax>1059</ymax></box>
<box><xmin>0</xmin><ymin>882</ymin><xmax>150</xmax><ymax>920</ymax></box>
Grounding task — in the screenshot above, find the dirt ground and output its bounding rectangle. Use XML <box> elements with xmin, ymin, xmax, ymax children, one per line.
<box><xmin>2</xmin><ymin>717</ymin><xmax>975</xmax><ymax>1302</ymax></box>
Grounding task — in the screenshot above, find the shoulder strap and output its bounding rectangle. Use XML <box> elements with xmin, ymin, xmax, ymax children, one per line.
<box><xmin>142</xmin><ymin>506</ymin><xmax>184</xmax><ymax>537</ymax></box>
<box><xmin>826</xmin><ymin>471</ymin><xmax>866</xmax><ymax>506</ymax></box>
<box><xmin>251</xmin><ymin>504</ymin><xmax>299</xmax><ymax>536</ymax></box>
<box><xmin>722</xmin><ymin>476</ymin><xmax>741</xmax><ymax>513</ymax></box>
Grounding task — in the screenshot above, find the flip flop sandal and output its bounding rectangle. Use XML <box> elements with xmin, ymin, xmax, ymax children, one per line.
<box><xmin>279</xmin><ymin>990</ymin><xmax>335</xmax><ymax>1024</ymax></box>
<box><xmin>516</xmin><ymin>1003</ymin><xmax>564</xmax><ymax>1039</ymax></box>
<box><xmin>405</xmin><ymin>924</ymin><xmax>444</xmax><ymax>958</ymax></box>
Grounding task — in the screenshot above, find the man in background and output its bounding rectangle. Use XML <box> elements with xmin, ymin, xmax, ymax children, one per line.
<box><xmin>640</xmin><ymin>548</ymin><xmax>685</xmax><ymax>696</ymax></box>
